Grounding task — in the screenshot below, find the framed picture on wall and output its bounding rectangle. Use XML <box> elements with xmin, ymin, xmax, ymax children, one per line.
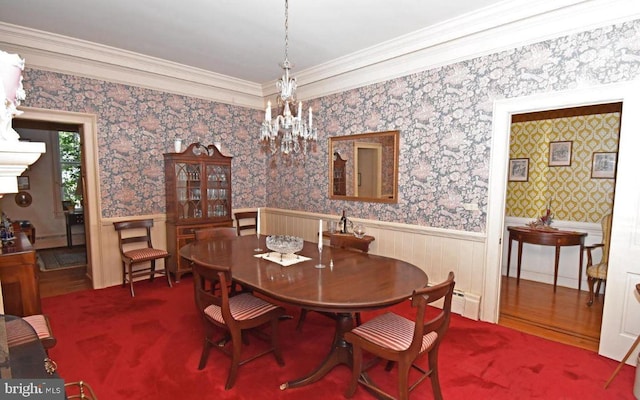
<box><xmin>591</xmin><ymin>152</ymin><xmax>617</xmax><ymax>179</ymax></box>
<box><xmin>508</xmin><ymin>158</ymin><xmax>529</xmax><ymax>182</ymax></box>
<box><xmin>17</xmin><ymin>176</ymin><xmax>29</xmax><ymax>190</ymax></box>
<box><xmin>549</xmin><ymin>141</ymin><xmax>572</xmax><ymax>166</ymax></box>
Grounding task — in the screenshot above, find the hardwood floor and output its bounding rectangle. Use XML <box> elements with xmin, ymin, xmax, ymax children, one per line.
<box><xmin>499</xmin><ymin>276</ymin><xmax>604</xmax><ymax>352</ymax></box>
<box><xmin>38</xmin><ymin>265</ymin><xmax>92</xmax><ymax>298</ymax></box>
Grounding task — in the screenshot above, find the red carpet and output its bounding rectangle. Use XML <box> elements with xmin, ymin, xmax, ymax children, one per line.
<box><xmin>42</xmin><ymin>277</ymin><xmax>636</xmax><ymax>399</ymax></box>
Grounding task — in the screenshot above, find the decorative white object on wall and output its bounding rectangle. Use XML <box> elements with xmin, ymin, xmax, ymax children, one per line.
<box><xmin>0</xmin><ymin>50</ymin><xmax>46</xmax><ymax>196</ymax></box>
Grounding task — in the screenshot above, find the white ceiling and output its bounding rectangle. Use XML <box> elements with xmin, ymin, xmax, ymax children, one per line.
<box><xmin>0</xmin><ymin>0</ymin><xmax>508</xmax><ymax>84</ymax></box>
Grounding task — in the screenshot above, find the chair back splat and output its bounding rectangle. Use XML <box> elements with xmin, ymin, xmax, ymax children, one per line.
<box><xmin>195</xmin><ymin>227</ymin><xmax>237</xmax><ymax>241</ymax></box>
<box><xmin>234</xmin><ymin>211</ymin><xmax>258</xmax><ymax>236</ymax></box>
<box><xmin>192</xmin><ymin>261</ymin><xmax>285</xmax><ymax>390</ymax></box>
<box><xmin>113</xmin><ymin>219</ymin><xmax>172</xmax><ymax>297</ymax></box>
<box><xmin>344</xmin><ymin>271</ymin><xmax>455</xmax><ymax>400</ymax></box>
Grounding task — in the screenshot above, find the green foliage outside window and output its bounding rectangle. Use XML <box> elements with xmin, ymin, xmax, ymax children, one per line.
<box><xmin>59</xmin><ymin>132</ymin><xmax>82</xmax><ymax>207</ymax></box>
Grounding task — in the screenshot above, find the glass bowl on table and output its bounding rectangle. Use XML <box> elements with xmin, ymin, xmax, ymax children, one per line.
<box><xmin>266</xmin><ymin>235</ymin><xmax>304</xmax><ymax>261</ymax></box>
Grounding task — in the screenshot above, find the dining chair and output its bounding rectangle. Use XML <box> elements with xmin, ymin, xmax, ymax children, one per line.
<box><xmin>234</xmin><ymin>211</ymin><xmax>258</xmax><ymax>236</ymax></box>
<box><xmin>296</xmin><ymin>238</ymin><xmax>366</xmax><ymax>331</ymax></box>
<box><xmin>194</xmin><ymin>226</ymin><xmax>245</xmax><ymax>294</ymax></box>
<box><xmin>344</xmin><ymin>271</ymin><xmax>455</xmax><ymax>400</ymax></box>
<box><xmin>192</xmin><ymin>260</ymin><xmax>285</xmax><ymax>390</ymax></box>
<box><xmin>6</xmin><ymin>314</ymin><xmax>57</xmax><ymax>353</ymax></box>
<box><xmin>113</xmin><ymin>219</ymin><xmax>172</xmax><ymax>297</ymax></box>
<box><xmin>195</xmin><ymin>226</ymin><xmax>237</xmax><ymax>241</ymax></box>
<box><xmin>586</xmin><ymin>213</ymin><xmax>612</xmax><ymax>306</ymax></box>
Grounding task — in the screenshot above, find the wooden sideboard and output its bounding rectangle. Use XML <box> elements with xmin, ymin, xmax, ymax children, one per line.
<box><xmin>322</xmin><ymin>231</ymin><xmax>375</xmax><ymax>253</ymax></box>
<box><xmin>0</xmin><ymin>233</ymin><xmax>42</xmax><ymax>316</ymax></box>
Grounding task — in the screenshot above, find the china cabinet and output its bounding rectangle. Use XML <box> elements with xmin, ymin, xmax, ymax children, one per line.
<box><xmin>333</xmin><ymin>152</ymin><xmax>347</xmax><ymax>196</ymax></box>
<box><xmin>164</xmin><ymin>143</ymin><xmax>233</xmax><ymax>281</ymax></box>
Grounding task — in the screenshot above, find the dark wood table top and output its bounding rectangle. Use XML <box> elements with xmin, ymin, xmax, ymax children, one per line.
<box><xmin>180</xmin><ymin>235</ymin><xmax>428</xmax><ymax>313</ymax></box>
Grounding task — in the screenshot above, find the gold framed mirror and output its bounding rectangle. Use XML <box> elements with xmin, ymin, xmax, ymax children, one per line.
<box><xmin>329</xmin><ymin>130</ymin><xmax>399</xmax><ymax>203</ymax></box>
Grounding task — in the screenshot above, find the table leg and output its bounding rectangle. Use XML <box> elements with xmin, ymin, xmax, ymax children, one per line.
<box><xmin>281</xmin><ymin>312</ymin><xmax>354</xmax><ymax>390</ymax></box>
<box><xmin>507</xmin><ymin>236</ymin><xmax>513</xmax><ymax>278</ymax></box>
<box><xmin>553</xmin><ymin>245</ymin><xmax>561</xmax><ymax>292</ymax></box>
<box><xmin>516</xmin><ymin>240</ymin><xmax>523</xmax><ymax>284</ymax></box>
<box><xmin>578</xmin><ymin>244</ymin><xmax>584</xmax><ymax>291</ymax></box>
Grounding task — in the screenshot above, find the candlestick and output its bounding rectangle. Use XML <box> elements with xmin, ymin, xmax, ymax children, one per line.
<box><xmin>309</xmin><ymin>107</ymin><xmax>313</xmax><ymax>128</ymax></box>
<box><xmin>298</xmin><ymin>101</ymin><xmax>302</xmax><ymax>119</ymax></box>
<box><xmin>315</xmin><ymin>218</ymin><xmax>325</xmax><ymax>269</ymax></box>
<box><xmin>266</xmin><ymin>101</ymin><xmax>272</xmax><ymax>122</ymax></box>
<box><xmin>257</xmin><ymin>208</ymin><xmax>261</xmax><ymax>236</ymax></box>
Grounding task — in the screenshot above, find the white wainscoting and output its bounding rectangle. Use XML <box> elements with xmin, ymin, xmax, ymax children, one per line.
<box><xmin>91</xmin><ymin>209</ymin><xmax>486</xmax><ymax>320</ymax></box>
<box><xmin>264</xmin><ymin>208</ymin><xmax>486</xmax><ymax>320</ymax></box>
<box><xmin>501</xmin><ymin>217</ymin><xmax>602</xmax><ymax>291</ymax></box>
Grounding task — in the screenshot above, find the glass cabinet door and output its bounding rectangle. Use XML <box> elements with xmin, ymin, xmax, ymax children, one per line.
<box><xmin>175</xmin><ymin>162</ymin><xmax>203</xmax><ymax>219</ymax></box>
<box><xmin>205</xmin><ymin>164</ymin><xmax>231</xmax><ymax>219</ymax></box>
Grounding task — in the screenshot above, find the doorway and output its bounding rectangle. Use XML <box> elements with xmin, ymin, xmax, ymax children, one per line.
<box><xmin>14</xmin><ymin>107</ymin><xmax>102</xmax><ymax>290</ymax></box>
<box><xmin>484</xmin><ymin>81</ymin><xmax>640</xmax><ymax>361</ymax></box>
<box><xmin>497</xmin><ymin>103</ymin><xmax>620</xmax><ymax>350</ymax></box>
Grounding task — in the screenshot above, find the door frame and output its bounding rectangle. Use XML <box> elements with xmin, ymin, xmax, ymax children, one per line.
<box><xmin>484</xmin><ymin>80</ymin><xmax>640</xmax><ymax>360</ymax></box>
<box><xmin>15</xmin><ymin>107</ymin><xmax>103</xmax><ymax>289</ymax></box>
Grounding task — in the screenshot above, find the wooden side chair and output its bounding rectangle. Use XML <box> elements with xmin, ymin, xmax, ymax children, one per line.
<box><xmin>195</xmin><ymin>227</ymin><xmax>237</xmax><ymax>241</ymax></box>
<box><xmin>296</xmin><ymin>238</ymin><xmax>366</xmax><ymax>331</ymax></box>
<box><xmin>6</xmin><ymin>314</ymin><xmax>57</xmax><ymax>353</ymax></box>
<box><xmin>113</xmin><ymin>219</ymin><xmax>172</xmax><ymax>297</ymax></box>
<box><xmin>344</xmin><ymin>272</ymin><xmax>455</xmax><ymax>400</ymax></box>
<box><xmin>192</xmin><ymin>260</ymin><xmax>285</xmax><ymax>390</ymax></box>
<box><xmin>234</xmin><ymin>211</ymin><xmax>258</xmax><ymax>236</ymax></box>
<box><xmin>586</xmin><ymin>213</ymin><xmax>612</xmax><ymax>306</ymax></box>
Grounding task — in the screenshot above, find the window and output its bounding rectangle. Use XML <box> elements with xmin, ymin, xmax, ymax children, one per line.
<box><xmin>58</xmin><ymin>131</ymin><xmax>82</xmax><ymax>208</ymax></box>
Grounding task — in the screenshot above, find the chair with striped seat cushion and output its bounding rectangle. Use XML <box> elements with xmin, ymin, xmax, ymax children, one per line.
<box><xmin>113</xmin><ymin>219</ymin><xmax>172</xmax><ymax>297</ymax></box>
<box><xmin>586</xmin><ymin>213</ymin><xmax>612</xmax><ymax>306</ymax></box>
<box><xmin>192</xmin><ymin>260</ymin><xmax>285</xmax><ymax>390</ymax></box>
<box><xmin>344</xmin><ymin>271</ymin><xmax>455</xmax><ymax>400</ymax></box>
<box><xmin>5</xmin><ymin>314</ymin><xmax>56</xmax><ymax>356</ymax></box>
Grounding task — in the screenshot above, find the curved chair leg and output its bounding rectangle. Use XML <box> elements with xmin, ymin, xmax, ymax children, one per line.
<box><xmin>128</xmin><ymin>263</ymin><xmax>135</xmax><ymax>297</ymax></box>
<box><xmin>198</xmin><ymin>337</ymin><xmax>213</xmax><ymax>370</ymax></box>
<box><xmin>149</xmin><ymin>260</ymin><xmax>156</xmax><ymax>281</ymax></box>
<box><xmin>587</xmin><ymin>276</ymin><xmax>596</xmax><ymax>306</ymax></box>
<box><xmin>296</xmin><ymin>309</ymin><xmax>308</xmax><ymax>331</ymax></box>
<box><xmin>121</xmin><ymin>261</ymin><xmax>126</xmax><ymax>288</ymax></box>
<box><xmin>397</xmin><ymin>361</ymin><xmax>411</xmax><ymax>400</ymax></box>
<box><xmin>428</xmin><ymin>346</ymin><xmax>443</xmax><ymax>400</ymax></box>
<box><xmin>225</xmin><ymin>332</ymin><xmax>243</xmax><ymax>390</ymax></box>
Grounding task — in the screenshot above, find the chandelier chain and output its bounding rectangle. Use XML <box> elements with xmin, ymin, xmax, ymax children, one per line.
<box><xmin>260</xmin><ymin>0</ymin><xmax>317</xmax><ymax>155</ymax></box>
<box><xmin>284</xmin><ymin>0</ymin><xmax>289</xmax><ymax>63</ymax></box>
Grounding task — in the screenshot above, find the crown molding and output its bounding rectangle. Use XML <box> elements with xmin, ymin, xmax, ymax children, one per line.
<box><xmin>1</xmin><ymin>0</ymin><xmax>639</xmax><ymax>110</ymax></box>
<box><xmin>292</xmin><ymin>0</ymin><xmax>640</xmax><ymax>100</ymax></box>
<box><xmin>0</xmin><ymin>22</ymin><xmax>264</xmax><ymax>109</ymax></box>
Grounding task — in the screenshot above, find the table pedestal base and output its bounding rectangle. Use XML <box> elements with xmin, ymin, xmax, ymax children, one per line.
<box><xmin>281</xmin><ymin>312</ymin><xmax>353</xmax><ymax>390</ymax></box>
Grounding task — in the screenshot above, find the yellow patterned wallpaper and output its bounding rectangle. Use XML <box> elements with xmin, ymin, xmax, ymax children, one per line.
<box><xmin>506</xmin><ymin>113</ymin><xmax>619</xmax><ymax>223</ymax></box>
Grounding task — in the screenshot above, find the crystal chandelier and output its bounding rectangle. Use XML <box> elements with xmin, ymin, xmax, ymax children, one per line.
<box><xmin>260</xmin><ymin>0</ymin><xmax>317</xmax><ymax>155</ymax></box>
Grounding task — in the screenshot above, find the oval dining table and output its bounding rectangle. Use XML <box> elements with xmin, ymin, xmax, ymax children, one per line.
<box><xmin>179</xmin><ymin>234</ymin><xmax>428</xmax><ymax>391</ymax></box>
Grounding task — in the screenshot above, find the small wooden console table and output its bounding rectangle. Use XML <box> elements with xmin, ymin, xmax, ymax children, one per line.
<box><xmin>507</xmin><ymin>226</ymin><xmax>587</xmax><ymax>291</ymax></box>
<box><xmin>322</xmin><ymin>231</ymin><xmax>375</xmax><ymax>253</ymax></box>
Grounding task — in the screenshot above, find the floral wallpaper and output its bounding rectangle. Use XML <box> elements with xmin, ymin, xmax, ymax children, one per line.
<box><xmin>20</xmin><ymin>19</ymin><xmax>640</xmax><ymax>233</ymax></box>
<box><xmin>266</xmin><ymin>19</ymin><xmax>640</xmax><ymax>232</ymax></box>
<box><xmin>22</xmin><ymin>71</ymin><xmax>267</xmax><ymax>218</ymax></box>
